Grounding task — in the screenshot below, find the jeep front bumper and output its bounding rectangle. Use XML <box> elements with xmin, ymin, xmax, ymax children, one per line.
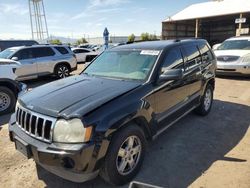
<box><xmin>8</xmin><ymin>114</ymin><xmax>102</xmax><ymax>183</ymax></box>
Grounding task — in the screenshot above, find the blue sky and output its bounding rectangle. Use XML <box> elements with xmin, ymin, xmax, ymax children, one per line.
<box><xmin>0</xmin><ymin>0</ymin><xmax>207</xmax><ymax>39</ymax></box>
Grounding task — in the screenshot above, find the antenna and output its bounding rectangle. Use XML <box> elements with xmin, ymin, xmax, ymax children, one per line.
<box><xmin>28</xmin><ymin>0</ymin><xmax>49</xmax><ymax>42</ymax></box>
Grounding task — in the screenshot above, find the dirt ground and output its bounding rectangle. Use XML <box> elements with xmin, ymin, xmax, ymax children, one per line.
<box><xmin>0</xmin><ymin>65</ymin><xmax>249</xmax><ymax>188</ymax></box>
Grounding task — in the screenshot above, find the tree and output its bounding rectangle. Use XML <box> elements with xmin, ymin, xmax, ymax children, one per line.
<box><xmin>149</xmin><ymin>34</ymin><xmax>157</xmax><ymax>40</ymax></box>
<box><xmin>140</xmin><ymin>33</ymin><xmax>158</xmax><ymax>41</ymax></box>
<box><xmin>49</xmin><ymin>39</ymin><xmax>62</xmax><ymax>45</ymax></box>
<box><xmin>128</xmin><ymin>34</ymin><xmax>135</xmax><ymax>42</ymax></box>
<box><xmin>140</xmin><ymin>33</ymin><xmax>150</xmax><ymax>41</ymax></box>
<box><xmin>76</xmin><ymin>38</ymin><xmax>88</xmax><ymax>45</ymax></box>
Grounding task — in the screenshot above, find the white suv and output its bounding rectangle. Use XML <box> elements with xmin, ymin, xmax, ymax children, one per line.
<box><xmin>0</xmin><ymin>59</ymin><xmax>26</xmax><ymax>115</ymax></box>
<box><xmin>214</xmin><ymin>36</ymin><xmax>250</xmax><ymax>76</ymax></box>
<box><xmin>0</xmin><ymin>45</ymin><xmax>77</xmax><ymax>81</ymax></box>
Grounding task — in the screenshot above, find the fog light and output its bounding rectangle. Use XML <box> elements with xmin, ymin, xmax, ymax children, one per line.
<box><xmin>61</xmin><ymin>157</ymin><xmax>75</xmax><ymax>169</ymax></box>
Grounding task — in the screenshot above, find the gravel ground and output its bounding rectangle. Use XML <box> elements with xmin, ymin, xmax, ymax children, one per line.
<box><xmin>0</xmin><ymin>66</ymin><xmax>249</xmax><ymax>188</ymax></box>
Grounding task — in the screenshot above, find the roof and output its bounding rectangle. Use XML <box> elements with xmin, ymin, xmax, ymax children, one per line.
<box><xmin>164</xmin><ymin>0</ymin><xmax>250</xmax><ymax>22</ymax></box>
<box><xmin>113</xmin><ymin>40</ymin><xmax>176</xmax><ymax>50</ymax></box>
<box><xmin>112</xmin><ymin>39</ymin><xmax>207</xmax><ymax>51</ymax></box>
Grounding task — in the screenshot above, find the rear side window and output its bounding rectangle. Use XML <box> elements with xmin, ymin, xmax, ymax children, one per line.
<box><xmin>161</xmin><ymin>48</ymin><xmax>184</xmax><ymax>73</ymax></box>
<box><xmin>34</xmin><ymin>47</ymin><xmax>55</xmax><ymax>58</ymax></box>
<box><xmin>182</xmin><ymin>44</ymin><xmax>201</xmax><ymax>69</ymax></box>
<box><xmin>55</xmin><ymin>47</ymin><xmax>69</xmax><ymax>54</ymax></box>
<box><xmin>199</xmin><ymin>44</ymin><xmax>214</xmax><ymax>62</ymax></box>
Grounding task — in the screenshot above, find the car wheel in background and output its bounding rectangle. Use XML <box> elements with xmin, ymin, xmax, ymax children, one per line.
<box><xmin>100</xmin><ymin>124</ymin><xmax>146</xmax><ymax>185</ymax></box>
<box><xmin>195</xmin><ymin>84</ymin><xmax>214</xmax><ymax>116</ymax></box>
<box><xmin>0</xmin><ymin>86</ymin><xmax>16</xmax><ymax>115</ymax></box>
<box><xmin>55</xmin><ymin>64</ymin><xmax>70</xmax><ymax>79</ymax></box>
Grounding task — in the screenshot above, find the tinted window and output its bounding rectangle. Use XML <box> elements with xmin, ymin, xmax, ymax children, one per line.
<box><xmin>161</xmin><ymin>48</ymin><xmax>184</xmax><ymax>73</ymax></box>
<box><xmin>14</xmin><ymin>49</ymin><xmax>34</xmax><ymax>60</ymax></box>
<box><xmin>55</xmin><ymin>47</ymin><xmax>69</xmax><ymax>54</ymax></box>
<box><xmin>74</xmin><ymin>49</ymin><xmax>90</xmax><ymax>53</ymax></box>
<box><xmin>182</xmin><ymin>44</ymin><xmax>201</xmax><ymax>69</ymax></box>
<box><xmin>199</xmin><ymin>44</ymin><xmax>214</xmax><ymax>62</ymax></box>
<box><xmin>34</xmin><ymin>47</ymin><xmax>55</xmax><ymax>58</ymax></box>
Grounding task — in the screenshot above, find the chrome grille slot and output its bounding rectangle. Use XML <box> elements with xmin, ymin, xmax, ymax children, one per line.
<box><xmin>16</xmin><ymin>106</ymin><xmax>56</xmax><ymax>143</ymax></box>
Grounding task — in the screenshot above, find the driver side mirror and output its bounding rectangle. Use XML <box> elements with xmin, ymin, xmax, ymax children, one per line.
<box><xmin>11</xmin><ymin>57</ymin><xmax>18</xmax><ymax>61</ymax></box>
<box><xmin>158</xmin><ymin>69</ymin><xmax>184</xmax><ymax>83</ymax></box>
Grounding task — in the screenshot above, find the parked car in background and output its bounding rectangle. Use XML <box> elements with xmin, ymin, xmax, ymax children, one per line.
<box><xmin>0</xmin><ymin>59</ymin><xmax>26</xmax><ymax>115</ymax></box>
<box><xmin>9</xmin><ymin>39</ymin><xmax>216</xmax><ymax>185</ymax></box>
<box><xmin>0</xmin><ymin>45</ymin><xmax>77</xmax><ymax>80</ymax></box>
<box><xmin>214</xmin><ymin>36</ymin><xmax>250</xmax><ymax>76</ymax></box>
<box><xmin>0</xmin><ymin>40</ymin><xmax>38</xmax><ymax>52</ymax></box>
<box><xmin>72</xmin><ymin>48</ymin><xmax>99</xmax><ymax>63</ymax></box>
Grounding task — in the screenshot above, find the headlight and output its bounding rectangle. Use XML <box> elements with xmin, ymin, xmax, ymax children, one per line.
<box><xmin>53</xmin><ymin>118</ymin><xmax>92</xmax><ymax>143</ymax></box>
<box><xmin>242</xmin><ymin>54</ymin><xmax>250</xmax><ymax>64</ymax></box>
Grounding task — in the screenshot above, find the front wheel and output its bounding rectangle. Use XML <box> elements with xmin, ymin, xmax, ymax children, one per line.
<box><xmin>0</xmin><ymin>86</ymin><xmax>16</xmax><ymax>115</ymax></box>
<box><xmin>195</xmin><ymin>84</ymin><xmax>213</xmax><ymax>116</ymax></box>
<box><xmin>55</xmin><ymin>64</ymin><xmax>70</xmax><ymax>79</ymax></box>
<box><xmin>100</xmin><ymin>124</ymin><xmax>146</xmax><ymax>185</ymax></box>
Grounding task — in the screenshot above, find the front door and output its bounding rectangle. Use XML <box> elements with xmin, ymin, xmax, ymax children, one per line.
<box><xmin>153</xmin><ymin>47</ymin><xmax>189</xmax><ymax>127</ymax></box>
<box><xmin>13</xmin><ymin>48</ymin><xmax>37</xmax><ymax>79</ymax></box>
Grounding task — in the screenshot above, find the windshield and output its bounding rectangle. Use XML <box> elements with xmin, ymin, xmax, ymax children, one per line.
<box><xmin>0</xmin><ymin>49</ymin><xmax>16</xmax><ymax>59</ymax></box>
<box><xmin>218</xmin><ymin>40</ymin><xmax>250</xmax><ymax>50</ymax></box>
<box><xmin>83</xmin><ymin>50</ymin><xmax>160</xmax><ymax>81</ymax></box>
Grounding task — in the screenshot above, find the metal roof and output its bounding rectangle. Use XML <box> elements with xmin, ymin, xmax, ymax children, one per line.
<box><xmin>163</xmin><ymin>0</ymin><xmax>250</xmax><ymax>22</ymax></box>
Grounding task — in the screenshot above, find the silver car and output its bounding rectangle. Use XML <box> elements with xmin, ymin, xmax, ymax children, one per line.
<box><xmin>0</xmin><ymin>45</ymin><xmax>77</xmax><ymax>81</ymax></box>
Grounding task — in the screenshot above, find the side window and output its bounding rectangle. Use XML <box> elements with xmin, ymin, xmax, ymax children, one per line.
<box><xmin>199</xmin><ymin>44</ymin><xmax>214</xmax><ymax>62</ymax></box>
<box><xmin>55</xmin><ymin>47</ymin><xmax>69</xmax><ymax>54</ymax></box>
<box><xmin>82</xmin><ymin>49</ymin><xmax>90</xmax><ymax>53</ymax></box>
<box><xmin>182</xmin><ymin>44</ymin><xmax>201</xmax><ymax>70</ymax></box>
<box><xmin>161</xmin><ymin>48</ymin><xmax>184</xmax><ymax>73</ymax></box>
<box><xmin>34</xmin><ymin>47</ymin><xmax>55</xmax><ymax>58</ymax></box>
<box><xmin>14</xmin><ymin>49</ymin><xmax>34</xmax><ymax>60</ymax></box>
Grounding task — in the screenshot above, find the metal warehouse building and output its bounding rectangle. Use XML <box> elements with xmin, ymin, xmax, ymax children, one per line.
<box><xmin>162</xmin><ymin>0</ymin><xmax>250</xmax><ymax>45</ymax></box>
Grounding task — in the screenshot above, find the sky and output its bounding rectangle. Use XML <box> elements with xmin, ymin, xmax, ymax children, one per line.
<box><xmin>0</xmin><ymin>0</ymin><xmax>208</xmax><ymax>40</ymax></box>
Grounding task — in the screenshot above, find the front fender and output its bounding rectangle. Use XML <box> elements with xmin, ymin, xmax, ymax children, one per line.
<box><xmin>94</xmin><ymin>99</ymin><xmax>156</xmax><ymax>139</ymax></box>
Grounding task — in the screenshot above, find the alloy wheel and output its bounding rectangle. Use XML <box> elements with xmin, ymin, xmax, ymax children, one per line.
<box><xmin>204</xmin><ymin>88</ymin><xmax>212</xmax><ymax>111</ymax></box>
<box><xmin>116</xmin><ymin>135</ymin><xmax>142</xmax><ymax>176</ymax></box>
<box><xmin>58</xmin><ymin>66</ymin><xmax>69</xmax><ymax>78</ymax></box>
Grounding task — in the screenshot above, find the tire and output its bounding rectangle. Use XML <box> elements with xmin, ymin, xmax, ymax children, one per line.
<box><xmin>55</xmin><ymin>64</ymin><xmax>70</xmax><ymax>79</ymax></box>
<box><xmin>100</xmin><ymin>124</ymin><xmax>146</xmax><ymax>185</ymax></box>
<box><xmin>195</xmin><ymin>84</ymin><xmax>213</xmax><ymax>116</ymax></box>
<box><xmin>0</xmin><ymin>86</ymin><xmax>16</xmax><ymax>115</ymax></box>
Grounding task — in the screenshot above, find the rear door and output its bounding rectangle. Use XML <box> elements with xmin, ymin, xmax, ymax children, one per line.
<box><xmin>34</xmin><ymin>47</ymin><xmax>56</xmax><ymax>75</ymax></box>
<box><xmin>181</xmin><ymin>44</ymin><xmax>203</xmax><ymax>100</ymax></box>
<box><xmin>13</xmin><ymin>48</ymin><xmax>37</xmax><ymax>79</ymax></box>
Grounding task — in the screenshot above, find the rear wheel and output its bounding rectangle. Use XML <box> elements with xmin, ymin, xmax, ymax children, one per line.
<box><xmin>0</xmin><ymin>86</ymin><xmax>16</xmax><ymax>115</ymax></box>
<box><xmin>100</xmin><ymin>124</ymin><xmax>146</xmax><ymax>185</ymax></box>
<box><xmin>55</xmin><ymin>64</ymin><xmax>70</xmax><ymax>78</ymax></box>
<box><xmin>195</xmin><ymin>84</ymin><xmax>213</xmax><ymax>116</ymax></box>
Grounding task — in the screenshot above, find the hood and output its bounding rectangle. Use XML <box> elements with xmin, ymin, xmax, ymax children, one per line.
<box><xmin>19</xmin><ymin>75</ymin><xmax>141</xmax><ymax>118</ymax></box>
<box><xmin>214</xmin><ymin>50</ymin><xmax>250</xmax><ymax>57</ymax></box>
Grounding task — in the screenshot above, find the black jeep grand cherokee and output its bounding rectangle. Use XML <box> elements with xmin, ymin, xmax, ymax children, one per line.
<box><xmin>9</xmin><ymin>39</ymin><xmax>216</xmax><ymax>185</ymax></box>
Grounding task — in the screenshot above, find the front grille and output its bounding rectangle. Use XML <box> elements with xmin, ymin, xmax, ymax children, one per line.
<box><xmin>16</xmin><ymin>106</ymin><xmax>56</xmax><ymax>143</ymax></box>
<box><xmin>217</xmin><ymin>56</ymin><xmax>240</xmax><ymax>62</ymax></box>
